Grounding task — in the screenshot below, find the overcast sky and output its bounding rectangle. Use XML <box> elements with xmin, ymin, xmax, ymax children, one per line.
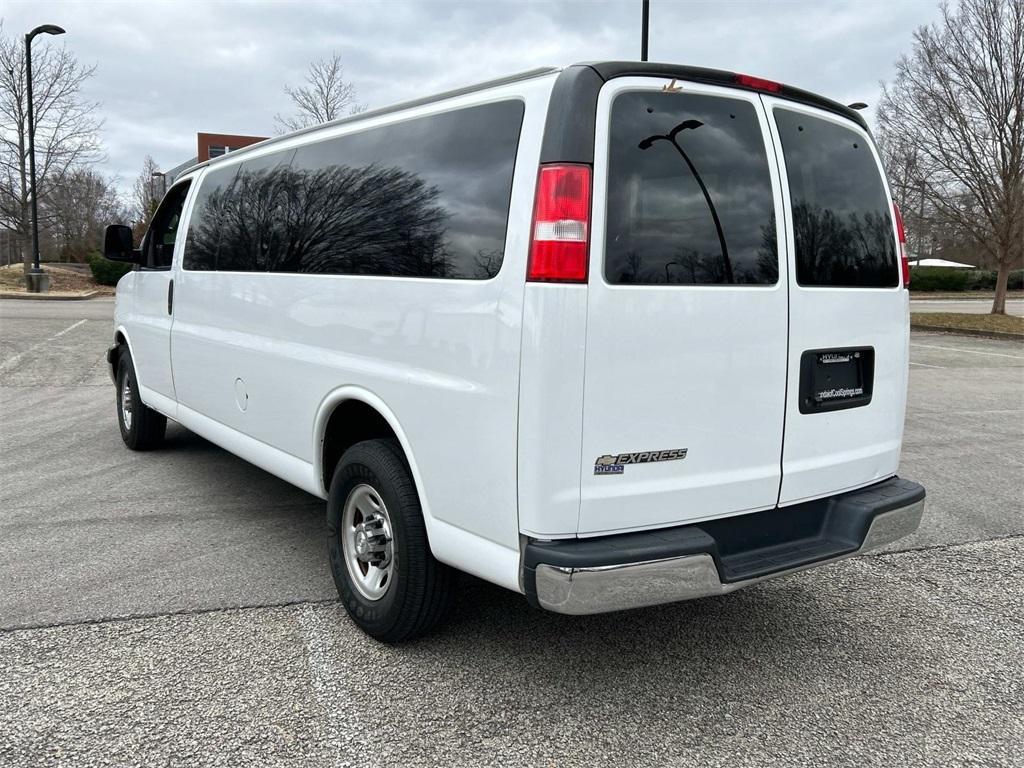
<box><xmin>3</xmin><ymin>0</ymin><xmax>941</xmax><ymax>196</ymax></box>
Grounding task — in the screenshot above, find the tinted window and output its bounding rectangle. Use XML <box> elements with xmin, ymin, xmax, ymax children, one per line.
<box><xmin>184</xmin><ymin>102</ymin><xmax>522</xmax><ymax>278</ymax></box>
<box><xmin>605</xmin><ymin>91</ymin><xmax>778</xmax><ymax>285</ymax></box>
<box><xmin>219</xmin><ymin>150</ymin><xmax>296</xmax><ymax>271</ymax></box>
<box><xmin>183</xmin><ymin>164</ymin><xmax>240</xmax><ymax>271</ymax></box>
<box><xmin>775</xmin><ymin>109</ymin><xmax>898</xmax><ymax>287</ymax></box>
<box><xmin>275</xmin><ymin>100</ymin><xmax>523</xmax><ymax>278</ymax></box>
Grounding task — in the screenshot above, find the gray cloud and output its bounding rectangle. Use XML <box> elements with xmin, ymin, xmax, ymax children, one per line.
<box><xmin>4</xmin><ymin>0</ymin><xmax>941</xmax><ymax>196</ymax></box>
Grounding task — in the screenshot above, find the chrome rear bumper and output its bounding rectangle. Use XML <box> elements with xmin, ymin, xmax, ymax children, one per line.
<box><xmin>528</xmin><ymin>479</ymin><xmax>925</xmax><ymax>616</ymax></box>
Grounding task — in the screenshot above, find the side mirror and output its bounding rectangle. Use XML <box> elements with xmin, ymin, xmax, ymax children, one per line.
<box><xmin>103</xmin><ymin>224</ymin><xmax>141</xmax><ymax>263</ymax></box>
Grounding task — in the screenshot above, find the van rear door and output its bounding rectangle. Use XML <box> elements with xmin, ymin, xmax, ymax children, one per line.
<box><xmin>764</xmin><ymin>99</ymin><xmax>908</xmax><ymax>505</ymax></box>
<box><xmin>577</xmin><ymin>78</ymin><xmax>790</xmax><ymax>535</ymax></box>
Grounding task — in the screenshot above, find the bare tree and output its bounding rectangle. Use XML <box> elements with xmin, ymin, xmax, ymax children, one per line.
<box><xmin>0</xmin><ymin>23</ymin><xmax>103</xmax><ymax>275</ymax></box>
<box><xmin>131</xmin><ymin>154</ymin><xmax>162</xmax><ymax>231</ymax></box>
<box><xmin>47</xmin><ymin>168</ymin><xmax>127</xmax><ymax>262</ymax></box>
<box><xmin>877</xmin><ymin>0</ymin><xmax>1024</xmax><ymax>314</ymax></box>
<box><xmin>274</xmin><ymin>52</ymin><xmax>365</xmax><ymax>134</ymax></box>
<box><xmin>877</xmin><ymin>132</ymin><xmax>931</xmax><ymax>261</ymax></box>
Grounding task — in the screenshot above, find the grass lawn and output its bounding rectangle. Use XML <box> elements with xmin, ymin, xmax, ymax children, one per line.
<box><xmin>911</xmin><ymin>311</ymin><xmax>1024</xmax><ymax>337</ymax></box>
<box><xmin>0</xmin><ymin>264</ymin><xmax>113</xmax><ymax>296</ymax></box>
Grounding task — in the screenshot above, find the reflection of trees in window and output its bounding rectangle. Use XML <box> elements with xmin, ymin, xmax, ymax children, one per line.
<box><xmin>792</xmin><ymin>202</ymin><xmax>895</xmax><ymax>286</ymax></box>
<box><xmin>185</xmin><ymin>185</ymin><xmax>227</xmax><ymax>271</ymax></box>
<box><xmin>755</xmin><ymin>213</ymin><xmax>779</xmax><ymax>284</ymax></box>
<box><xmin>188</xmin><ymin>163</ymin><xmax>459</xmax><ymax>277</ymax></box>
<box><xmin>612</xmin><ymin>241</ymin><xmax>777</xmax><ymax>285</ymax></box>
<box><xmin>220</xmin><ymin>167</ymin><xmax>294</xmax><ymax>271</ymax></box>
<box><xmin>665</xmin><ymin>247</ymin><xmax>726</xmax><ymax>284</ymax></box>
<box><xmin>617</xmin><ymin>251</ymin><xmax>644</xmax><ymax>283</ymax></box>
<box><xmin>472</xmin><ymin>249</ymin><xmax>504</xmax><ymax>279</ymax></box>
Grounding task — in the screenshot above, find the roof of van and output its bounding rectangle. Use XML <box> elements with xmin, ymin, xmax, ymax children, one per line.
<box><xmin>584</xmin><ymin>61</ymin><xmax>869</xmax><ymax>130</ymax></box>
<box><xmin>179</xmin><ymin>62</ymin><xmax>867</xmax><ymax>178</ymax></box>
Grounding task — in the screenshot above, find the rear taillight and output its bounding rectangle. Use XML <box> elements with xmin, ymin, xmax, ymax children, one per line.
<box><xmin>735</xmin><ymin>73</ymin><xmax>782</xmax><ymax>93</ymax></box>
<box><xmin>893</xmin><ymin>203</ymin><xmax>910</xmax><ymax>287</ymax></box>
<box><xmin>527</xmin><ymin>164</ymin><xmax>591</xmax><ymax>283</ymax></box>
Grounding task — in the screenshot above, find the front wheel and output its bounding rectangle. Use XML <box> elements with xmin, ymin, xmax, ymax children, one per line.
<box><xmin>116</xmin><ymin>350</ymin><xmax>166</xmax><ymax>451</ymax></box>
<box><xmin>327</xmin><ymin>439</ymin><xmax>454</xmax><ymax>642</ymax></box>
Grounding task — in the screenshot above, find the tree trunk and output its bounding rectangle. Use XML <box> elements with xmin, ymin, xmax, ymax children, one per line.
<box><xmin>991</xmin><ymin>258</ymin><xmax>1011</xmax><ymax>315</ymax></box>
<box><xmin>19</xmin><ymin>222</ymin><xmax>31</xmax><ymax>279</ymax></box>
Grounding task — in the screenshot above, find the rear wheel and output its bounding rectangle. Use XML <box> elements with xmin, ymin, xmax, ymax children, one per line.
<box><xmin>327</xmin><ymin>439</ymin><xmax>454</xmax><ymax>642</ymax></box>
<box><xmin>116</xmin><ymin>349</ymin><xmax>166</xmax><ymax>450</ymax></box>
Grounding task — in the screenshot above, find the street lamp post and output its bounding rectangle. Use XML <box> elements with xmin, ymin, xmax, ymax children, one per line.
<box><xmin>24</xmin><ymin>23</ymin><xmax>66</xmax><ymax>294</ymax></box>
<box><xmin>641</xmin><ymin>0</ymin><xmax>650</xmax><ymax>62</ymax></box>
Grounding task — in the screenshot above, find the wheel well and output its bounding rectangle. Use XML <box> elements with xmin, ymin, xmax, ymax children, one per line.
<box><xmin>321</xmin><ymin>400</ymin><xmax>400</xmax><ymax>493</ymax></box>
<box><xmin>110</xmin><ymin>332</ymin><xmax>128</xmax><ymax>377</ymax></box>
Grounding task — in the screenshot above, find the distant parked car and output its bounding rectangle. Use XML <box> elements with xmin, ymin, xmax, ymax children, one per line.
<box><xmin>103</xmin><ymin>62</ymin><xmax>925</xmax><ymax>641</ymax></box>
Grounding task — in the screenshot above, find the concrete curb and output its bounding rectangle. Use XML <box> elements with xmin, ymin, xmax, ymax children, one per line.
<box><xmin>910</xmin><ymin>323</ymin><xmax>1024</xmax><ymax>342</ymax></box>
<box><xmin>0</xmin><ymin>290</ymin><xmax>100</xmax><ymax>301</ymax></box>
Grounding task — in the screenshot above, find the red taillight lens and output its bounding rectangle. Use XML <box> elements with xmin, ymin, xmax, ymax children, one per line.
<box><xmin>527</xmin><ymin>164</ymin><xmax>591</xmax><ymax>283</ymax></box>
<box><xmin>893</xmin><ymin>203</ymin><xmax>910</xmax><ymax>287</ymax></box>
<box><xmin>735</xmin><ymin>73</ymin><xmax>782</xmax><ymax>93</ymax></box>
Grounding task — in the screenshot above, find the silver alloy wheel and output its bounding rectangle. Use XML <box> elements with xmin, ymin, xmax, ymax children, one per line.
<box><xmin>121</xmin><ymin>377</ymin><xmax>133</xmax><ymax>431</ymax></box>
<box><xmin>341</xmin><ymin>484</ymin><xmax>395</xmax><ymax>601</ymax></box>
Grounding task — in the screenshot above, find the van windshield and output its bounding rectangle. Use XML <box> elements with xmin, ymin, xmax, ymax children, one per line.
<box><xmin>774</xmin><ymin>109</ymin><xmax>898</xmax><ymax>288</ymax></box>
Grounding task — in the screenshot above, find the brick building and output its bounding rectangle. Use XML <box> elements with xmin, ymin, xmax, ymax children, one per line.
<box><xmin>166</xmin><ymin>131</ymin><xmax>268</xmax><ymax>183</ymax></box>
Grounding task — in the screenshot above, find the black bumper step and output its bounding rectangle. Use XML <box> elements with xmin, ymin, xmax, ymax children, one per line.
<box><xmin>524</xmin><ymin>477</ymin><xmax>926</xmax><ymax>605</ymax></box>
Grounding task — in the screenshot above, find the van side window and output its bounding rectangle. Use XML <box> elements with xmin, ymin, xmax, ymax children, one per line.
<box><xmin>182</xmin><ymin>103</ymin><xmax>523</xmax><ymax>278</ymax></box>
<box><xmin>277</xmin><ymin>100</ymin><xmax>524</xmax><ymax>279</ymax></box>
<box><xmin>774</xmin><ymin>109</ymin><xmax>898</xmax><ymax>288</ymax></box>
<box><xmin>143</xmin><ymin>181</ymin><xmax>192</xmax><ymax>270</ymax></box>
<box><xmin>605</xmin><ymin>92</ymin><xmax>778</xmax><ymax>286</ymax></box>
<box><xmin>183</xmin><ymin>164</ymin><xmax>240</xmax><ymax>271</ymax></box>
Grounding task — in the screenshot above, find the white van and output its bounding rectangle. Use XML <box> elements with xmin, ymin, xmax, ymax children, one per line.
<box><xmin>104</xmin><ymin>62</ymin><xmax>925</xmax><ymax>641</ymax></box>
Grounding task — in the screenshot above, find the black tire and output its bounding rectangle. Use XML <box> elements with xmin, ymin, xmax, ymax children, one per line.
<box><xmin>327</xmin><ymin>439</ymin><xmax>455</xmax><ymax>642</ymax></box>
<box><xmin>115</xmin><ymin>349</ymin><xmax>167</xmax><ymax>451</ymax></box>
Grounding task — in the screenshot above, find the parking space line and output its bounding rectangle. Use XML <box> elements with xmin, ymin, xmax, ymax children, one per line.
<box><xmin>52</xmin><ymin>319</ymin><xmax>88</xmax><ymax>338</ymax></box>
<box><xmin>909</xmin><ymin>361</ymin><xmax>944</xmax><ymax>368</ymax></box>
<box><xmin>910</xmin><ymin>342</ymin><xmax>1024</xmax><ymax>360</ymax></box>
<box><xmin>0</xmin><ymin>319</ymin><xmax>87</xmax><ymax>374</ymax></box>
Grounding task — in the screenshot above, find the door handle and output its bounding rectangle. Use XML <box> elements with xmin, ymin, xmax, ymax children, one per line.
<box><xmin>167</xmin><ymin>279</ymin><xmax>174</xmax><ymax>315</ymax></box>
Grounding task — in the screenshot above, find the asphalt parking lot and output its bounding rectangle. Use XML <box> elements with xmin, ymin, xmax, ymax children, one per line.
<box><xmin>1</xmin><ymin>297</ymin><xmax>1022</xmax><ymax>767</ymax></box>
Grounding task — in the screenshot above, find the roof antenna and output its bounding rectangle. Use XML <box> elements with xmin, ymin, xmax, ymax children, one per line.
<box><xmin>641</xmin><ymin>0</ymin><xmax>650</xmax><ymax>62</ymax></box>
<box><xmin>848</xmin><ymin>102</ymin><xmax>868</xmax><ymax>110</ymax></box>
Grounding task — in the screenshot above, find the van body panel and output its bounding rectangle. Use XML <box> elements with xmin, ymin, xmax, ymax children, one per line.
<box><xmin>123</xmin><ymin>184</ymin><xmax>195</xmax><ymax>406</ymax></box>
<box><xmin>516</xmin><ymin>283</ymin><xmax>589</xmax><ymax>538</ymax></box>
<box><xmin>762</xmin><ymin>98</ymin><xmax>907</xmax><ymax>505</ymax></box>
<box><xmin>171</xmin><ymin>268</ymin><xmax>525</xmax><ymax>546</ymax></box>
<box><xmin>576</xmin><ymin>77</ymin><xmax>790</xmax><ymax>535</ymax></box>
<box><xmin>128</xmin><ymin>268</ymin><xmax>176</xmax><ymax>402</ymax></box>
<box><xmin>113</xmin><ymin>175</ymin><xmax>202</xmax><ymax>417</ymax></box>
<box><xmin>173</xmin><ymin>396</ymin><xmax>322</xmax><ymax>496</ymax></box>
<box><xmin>169</xmin><ymin>75</ymin><xmax>555</xmax><ymax>568</ymax></box>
